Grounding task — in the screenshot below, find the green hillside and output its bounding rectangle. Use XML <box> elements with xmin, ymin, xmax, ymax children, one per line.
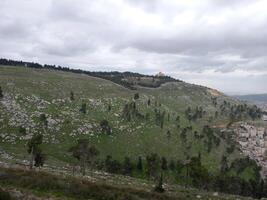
<box><xmin>0</xmin><ymin>65</ymin><xmax>264</xmax><ymax>198</ymax></box>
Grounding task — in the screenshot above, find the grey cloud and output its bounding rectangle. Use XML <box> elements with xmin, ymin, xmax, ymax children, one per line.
<box><xmin>0</xmin><ymin>0</ymin><xmax>266</xmax><ymax>94</ymax></box>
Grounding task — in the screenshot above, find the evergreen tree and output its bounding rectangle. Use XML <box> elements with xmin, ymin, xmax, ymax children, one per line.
<box><xmin>198</xmin><ymin>152</ymin><xmax>202</xmax><ymax>161</ymax></box>
<box><xmin>220</xmin><ymin>155</ymin><xmax>229</xmax><ymax>173</ymax></box>
<box><xmin>146</xmin><ymin>153</ymin><xmax>159</xmax><ymax>178</ymax></box>
<box><xmin>69</xmin><ymin>139</ymin><xmax>99</xmax><ymax>176</ymax></box>
<box><xmin>105</xmin><ymin>155</ymin><xmax>122</xmax><ymax>174</ymax></box>
<box><xmin>137</xmin><ymin>156</ymin><xmax>143</xmax><ymax>171</ymax></box>
<box><xmin>27</xmin><ymin>133</ymin><xmax>43</xmax><ymax>169</ymax></box>
<box><xmin>166</xmin><ymin>130</ymin><xmax>171</xmax><ymax>140</ymax></box>
<box><xmin>154</xmin><ymin>172</ymin><xmax>165</xmax><ymax>193</ymax></box>
<box><xmin>0</xmin><ymin>86</ymin><xmax>3</xmax><ymax>98</ymax></box>
<box><xmin>169</xmin><ymin>160</ymin><xmax>175</xmax><ymax>171</ymax></box>
<box><xmin>70</xmin><ymin>91</ymin><xmax>75</xmax><ymax>101</ymax></box>
<box><xmin>193</xmin><ymin>131</ymin><xmax>198</xmax><ymax>138</ymax></box>
<box><xmin>108</xmin><ymin>104</ymin><xmax>111</xmax><ymax>112</ymax></box>
<box><xmin>215</xmin><ymin>111</ymin><xmax>218</xmax><ymax>118</ymax></box>
<box><xmin>180</xmin><ymin>128</ymin><xmax>187</xmax><ymax>142</ymax></box>
<box><xmin>34</xmin><ymin>149</ymin><xmax>45</xmax><ymax>168</ymax></box>
<box><xmin>18</xmin><ymin>126</ymin><xmax>26</xmax><ymax>135</ymax></box>
<box><xmin>39</xmin><ymin>113</ymin><xmax>48</xmax><ymax>127</ymax></box>
<box><xmin>188</xmin><ymin>156</ymin><xmax>209</xmax><ymax>188</ymax></box>
<box><xmin>134</xmin><ymin>93</ymin><xmax>139</xmax><ymax>100</ymax></box>
<box><xmin>147</xmin><ymin>98</ymin><xmax>151</xmax><ymax>106</ymax></box>
<box><xmin>100</xmin><ymin>119</ymin><xmax>111</xmax><ymax>134</ymax></box>
<box><xmin>161</xmin><ymin>157</ymin><xmax>168</xmax><ymax>170</ymax></box>
<box><xmin>80</xmin><ymin>103</ymin><xmax>87</xmax><ymax>114</ymax></box>
<box><xmin>123</xmin><ymin>157</ymin><xmax>133</xmax><ymax>176</ymax></box>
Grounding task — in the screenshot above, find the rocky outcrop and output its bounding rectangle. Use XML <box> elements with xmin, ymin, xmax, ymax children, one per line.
<box><xmin>235</xmin><ymin>122</ymin><xmax>267</xmax><ymax>175</ymax></box>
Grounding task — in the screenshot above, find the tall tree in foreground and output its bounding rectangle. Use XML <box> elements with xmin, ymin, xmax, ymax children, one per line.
<box><xmin>27</xmin><ymin>133</ymin><xmax>43</xmax><ymax>169</ymax></box>
<box><xmin>69</xmin><ymin>139</ymin><xmax>99</xmax><ymax>176</ymax></box>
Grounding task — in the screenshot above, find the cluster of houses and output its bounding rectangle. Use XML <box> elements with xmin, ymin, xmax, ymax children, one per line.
<box><xmin>236</xmin><ymin>123</ymin><xmax>267</xmax><ymax>175</ymax></box>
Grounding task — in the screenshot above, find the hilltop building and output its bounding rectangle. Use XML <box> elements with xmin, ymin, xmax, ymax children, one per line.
<box><xmin>155</xmin><ymin>72</ymin><xmax>165</xmax><ymax>77</ymax></box>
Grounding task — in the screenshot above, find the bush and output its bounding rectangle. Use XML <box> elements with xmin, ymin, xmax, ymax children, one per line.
<box><xmin>0</xmin><ymin>188</ymin><xmax>11</xmax><ymax>200</ymax></box>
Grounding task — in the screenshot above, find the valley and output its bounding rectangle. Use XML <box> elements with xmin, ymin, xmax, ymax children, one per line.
<box><xmin>0</xmin><ymin>64</ymin><xmax>266</xmax><ymax>199</ymax></box>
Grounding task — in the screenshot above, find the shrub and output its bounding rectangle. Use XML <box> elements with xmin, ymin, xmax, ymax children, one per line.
<box><xmin>0</xmin><ymin>188</ymin><xmax>11</xmax><ymax>200</ymax></box>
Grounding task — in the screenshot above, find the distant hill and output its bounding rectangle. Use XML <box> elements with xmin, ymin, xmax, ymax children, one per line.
<box><xmin>234</xmin><ymin>94</ymin><xmax>267</xmax><ymax>112</ymax></box>
<box><xmin>234</xmin><ymin>94</ymin><xmax>267</xmax><ymax>103</ymax></box>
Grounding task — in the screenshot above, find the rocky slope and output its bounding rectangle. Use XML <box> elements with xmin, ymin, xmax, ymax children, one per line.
<box><xmin>0</xmin><ymin>65</ymin><xmax>265</xmax><ymax>194</ymax></box>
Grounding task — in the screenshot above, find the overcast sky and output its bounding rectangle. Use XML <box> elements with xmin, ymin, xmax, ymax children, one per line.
<box><xmin>0</xmin><ymin>0</ymin><xmax>267</xmax><ymax>95</ymax></box>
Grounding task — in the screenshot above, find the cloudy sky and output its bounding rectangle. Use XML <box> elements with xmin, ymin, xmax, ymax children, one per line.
<box><xmin>0</xmin><ymin>0</ymin><xmax>267</xmax><ymax>95</ymax></box>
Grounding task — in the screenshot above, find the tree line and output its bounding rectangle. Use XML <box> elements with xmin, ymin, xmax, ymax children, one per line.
<box><xmin>0</xmin><ymin>58</ymin><xmax>180</xmax><ymax>90</ymax></box>
<box><xmin>26</xmin><ymin>128</ymin><xmax>267</xmax><ymax>199</ymax></box>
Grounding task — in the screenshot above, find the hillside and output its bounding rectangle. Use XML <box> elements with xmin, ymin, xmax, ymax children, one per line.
<box><xmin>0</xmin><ymin>64</ymin><xmax>265</xmax><ymax>198</ymax></box>
<box><xmin>0</xmin><ymin>65</ymin><xmax>238</xmax><ymax>162</ymax></box>
<box><xmin>234</xmin><ymin>94</ymin><xmax>267</xmax><ymax>112</ymax></box>
<box><xmin>0</xmin><ymin>58</ymin><xmax>180</xmax><ymax>90</ymax></box>
<box><xmin>234</xmin><ymin>94</ymin><xmax>267</xmax><ymax>103</ymax></box>
<box><xmin>0</xmin><ymin>164</ymin><xmax>258</xmax><ymax>200</ymax></box>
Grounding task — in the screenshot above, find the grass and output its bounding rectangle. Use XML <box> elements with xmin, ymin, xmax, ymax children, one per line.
<box><xmin>0</xmin><ymin>65</ymin><xmax>254</xmax><ymax>182</ymax></box>
<box><xmin>0</xmin><ymin>167</ymin><xmax>256</xmax><ymax>200</ymax></box>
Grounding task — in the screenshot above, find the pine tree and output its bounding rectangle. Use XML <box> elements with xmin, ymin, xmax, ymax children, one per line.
<box><xmin>123</xmin><ymin>157</ymin><xmax>133</xmax><ymax>176</ymax></box>
<box><xmin>108</xmin><ymin>104</ymin><xmax>111</xmax><ymax>111</ymax></box>
<box><xmin>27</xmin><ymin>133</ymin><xmax>43</xmax><ymax>169</ymax></box>
<box><xmin>34</xmin><ymin>150</ymin><xmax>45</xmax><ymax>168</ymax></box>
<box><xmin>39</xmin><ymin>113</ymin><xmax>48</xmax><ymax>127</ymax></box>
<box><xmin>154</xmin><ymin>172</ymin><xmax>165</xmax><ymax>193</ymax></box>
<box><xmin>70</xmin><ymin>91</ymin><xmax>75</xmax><ymax>101</ymax></box>
<box><xmin>0</xmin><ymin>86</ymin><xmax>3</xmax><ymax>98</ymax></box>
<box><xmin>137</xmin><ymin>156</ymin><xmax>143</xmax><ymax>171</ymax></box>
<box><xmin>161</xmin><ymin>157</ymin><xmax>168</xmax><ymax>170</ymax></box>
<box><xmin>100</xmin><ymin>119</ymin><xmax>111</xmax><ymax>134</ymax></box>
<box><xmin>69</xmin><ymin>139</ymin><xmax>99</xmax><ymax>176</ymax></box>
<box><xmin>134</xmin><ymin>93</ymin><xmax>139</xmax><ymax>100</ymax></box>
<box><xmin>169</xmin><ymin>160</ymin><xmax>175</xmax><ymax>171</ymax></box>
<box><xmin>166</xmin><ymin>130</ymin><xmax>171</xmax><ymax>140</ymax></box>
<box><xmin>220</xmin><ymin>155</ymin><xmax>229</xmax><ymax>173</ymax></box>
<box><xmin>80</xmin><ymin>103</ymin><xmax>87</xmax><ymax>114</ymax></box>
<box><xmin>147</xmin><ymin>98</ymin><xmax>151</xmax><ymax>106</ymax></box>
<box><xmin>146</xmin><ymin>153</ymin><xmax>159</xmax><ymax>178</ymax></box>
